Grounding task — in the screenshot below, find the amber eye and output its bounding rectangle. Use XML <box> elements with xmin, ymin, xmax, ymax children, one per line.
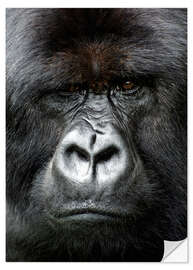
<box><xmin>68</xmin><ymin>85</ymin><xmax>74</xmax><ymax>92</ymax></box>
<box><xmin>122</xmin><ymin>81</ymin><xmax>135</xmax><ymax>90</ymax></box>
<box><xmin>55</xmin><ymin>84</ymin><xmax>82</xmax><ymax>97</ymax></box>
<box><xmin>116</xmin><ymin>80</ymin><xmax>141</xmax><ymax>96</ymax></box>
<box><xmin>68</xmin><ymin>84</ymin><xmax>80</xmax><ymax>92</ymax></box>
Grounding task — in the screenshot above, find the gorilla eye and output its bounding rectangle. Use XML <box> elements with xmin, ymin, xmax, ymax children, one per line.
<box><xmin>68</xmin><ymin>84</ymin><xmax>80</xmax><ymax>92</ymax></box>
<box><xmin>117</xmin><ymin>81</ymin><xmax>141</xmax><ymax>96</ymax></box>
<box><xmin>69</xmin><ymin>84</ymin><xmax>87</xmax><ymax>95</ymax></box>
<box><xmin>56</xmin><ymin>84</ymin><xmax>86</xmax><ymax>97</ymax></box>
<box><xmin>122</xmin><ymin>81</ymin><xmax>135</xmax><ymax>90</ymax></box>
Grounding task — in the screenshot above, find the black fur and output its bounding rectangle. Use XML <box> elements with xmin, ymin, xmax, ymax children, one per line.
<box><xmin>6</xmin><ymin>8</ymin><xmax>187</xmax><ymax>262</ymax></box>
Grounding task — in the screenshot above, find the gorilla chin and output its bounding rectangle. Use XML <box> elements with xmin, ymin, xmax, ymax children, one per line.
<box><xmin>26</xmin><ymin>198</ymin><xmax>165</xmax><ymax>262</ymax></box>
<box><xmin>6</xmin><ymin>8</ymin><xmax>187</xmax><ymax>262</ymax></box>
<box><xmin>44</xmin><ymin>214</ymin><xmax>165</xmax><ymax>262</ymax></box>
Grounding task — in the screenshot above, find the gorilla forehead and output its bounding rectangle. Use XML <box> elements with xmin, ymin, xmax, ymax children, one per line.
<box><xmin>7</xmin><ymin>8</ymin><xmax>186</xmax><ymax>93</ymax></box>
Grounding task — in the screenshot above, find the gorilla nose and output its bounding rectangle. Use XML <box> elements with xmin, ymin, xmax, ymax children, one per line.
<box><xmin>52</xmin><ymin>124</ymin><xmax>129</xmax><ymax>186</ymax></box>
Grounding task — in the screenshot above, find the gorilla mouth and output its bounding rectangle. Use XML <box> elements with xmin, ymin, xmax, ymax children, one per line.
<box><xmin>48</xmin><ymin>204</ymin><xmax>129</xmax><ymax>223</ymax></box>
<box><xmin>56</xmin><ymin>213</ymin><xmax>116</xmax><ymax>222</ymax></box>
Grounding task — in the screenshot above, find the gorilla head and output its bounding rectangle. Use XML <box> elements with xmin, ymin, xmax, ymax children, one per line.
<box><xmin>6</xmin><ymin>8</ymin><xmax>187</xmax><ymax>262</ymax></box>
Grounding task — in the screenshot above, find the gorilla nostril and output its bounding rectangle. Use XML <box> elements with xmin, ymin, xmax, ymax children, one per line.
<box><xmin>95</xmin><ymin>146</ymin><xmax>119</xmax><ymax>163</ymax></box>
<box><xmin>90</xmin><ymin>134</ymin><xmax>96</xmax><ymax>148</ymax></box>
<box><xmin>65</xmin><ymin>145</ymin><xmax>89</xmax><ymax>162</ymax></box>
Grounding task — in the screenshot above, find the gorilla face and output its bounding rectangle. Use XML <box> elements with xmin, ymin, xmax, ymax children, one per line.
<box><xmin>6</xmin><ymin>8</ymin><xmax>187</xmax><ymax>262</ymax></box>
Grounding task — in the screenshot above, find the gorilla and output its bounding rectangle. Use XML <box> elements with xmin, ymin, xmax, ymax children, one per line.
<box><xmin>6</xmin><ymin>8</ymin><xmax>187</xmax><ymax>262</ymax></box>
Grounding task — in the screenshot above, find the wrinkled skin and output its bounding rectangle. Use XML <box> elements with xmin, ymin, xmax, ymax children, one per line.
<box><xmin>6</xmin><ymin>8</ymin><xmax>187</xmax><ymax>262</ymax></box>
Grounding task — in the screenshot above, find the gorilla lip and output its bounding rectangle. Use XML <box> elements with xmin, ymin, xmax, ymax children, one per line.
<box><xmin>48</xmin><ymin>206</ymin><xmax>127</xmax><ymax>222</ymax></box>
<box><xmin>55</xmin><ymin>213</ymin><xmax>116</xmax><ymax>222</ymax></box>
